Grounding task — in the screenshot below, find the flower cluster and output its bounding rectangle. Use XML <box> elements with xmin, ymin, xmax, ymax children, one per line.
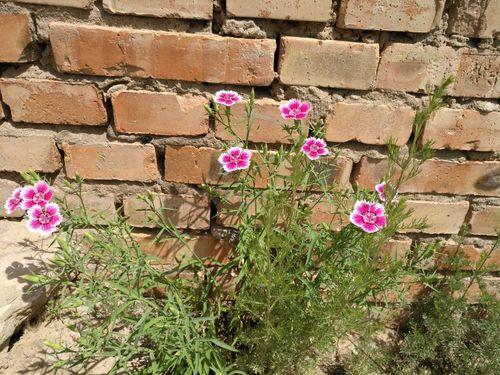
<box><xmin>213</xmin><ymin>90</ymin><xmax>392</xmax><ymax>235</ymax></box>
<box><xmin>3</xmin><ymin>180</ymin><xmax>62</xmax><ymax>235</ymax></box>
<box><xmin>215</xmin><ymin>92</ymin><xmax>329</xmax><ymax>172</ymax></box>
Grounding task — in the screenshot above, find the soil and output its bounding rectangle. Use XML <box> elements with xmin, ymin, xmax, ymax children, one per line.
<box><xmin>0</xmin><ymin>313</ymin><xmax>113</xmax><ymax>375</ymax></box>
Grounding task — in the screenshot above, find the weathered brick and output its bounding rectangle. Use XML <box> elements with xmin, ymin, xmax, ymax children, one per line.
<box><xmin>0</xmin><ymin>13</ymin><xmax>37</xmax><ymax>63</ymax></box>
<box><xmin>216</xmin><ymin>194</ymin><xmax>260</xmax><ymax>228</ymax></box>
<box><xmin>164</xmin><ymin>146</ymin><xmax>353</xmax><ymax>189</ymax></box>
<box><xmin>325</xmin><ymin>102</ymin><xmax>414</xmax><ymax>146</ymax></box>
<box><xmin>63</xmin><ymin>143</ymin><xmax>158</xmax><ymax>182</ymax></box>
<box><xmin>123</xmin><ymin>192</ymin><xmax>210</xmax><ymax>229</ymax></box>
<box><xmin>135</xmin><ymin>233</ymin><xmax>233</xmax><ymax>265</ymax></box>
<box><xmin>448</xmin><ymin>0</ymin><xmax>500</xmax><ymax>38</ymax></box>
<box><xmin>338</xmin><ymin>0</ymin><xmax>445</xmax><ymax>33</ymax></box>
<box><xmin>7</xmin><ymin>0</ymin><xmax>94</xmax><ymax>8</ymax></box>
<box><xmin>0</xmin><ymin>136</ymin><xmax>61</xmax><ymax>173</ymax></box>
<box><xmin>103</xmin><ymin>0</ymin><xmax>212</xmax><ymax>19</ymax></box>
<box><xmin>226</xmin><ymin>0</ymin><xmax>332</xmax><ymax>22</ymax></box>
<box><xmin>354</xmin><ymin>157</ymin><xmax>500</xmax><ymax>197</ymax></box>
<box><xmin>50</xmin><ymin>23</ymin><xmax>276</xmax><ymax>86</ymax></box>
<box><xmin>309</xmin><ymin>198</ymin><xmax>351</xmax><ymax>231</ymax></box>
<box><xmin>451</xmin><ymin>52</ymin><xmax>500</xmax><ymax>98</ymax></box>
<box><xmin>422</xmin><ymin>109</ymin><xmax>499</xmax><ymax>151</ymax></box>
<box><xmin>111</xmin><ymin>90</ymin><xmax>208</xmax><ymax>136</ymax></box>
<box><xmin>457</xmin><ymin>276</ymin><xmax>499</xmax><ymax>302</ymax></box>
<box><xmin>0</xmin><ymin>78</ymin><xmax>107</xmax><ymax>126</ymax></box>
<box><xmin>164</xmin><ymin>146</ymin><xmax>241</xmax><ymax>186</ymax></box>
<box><xmin>62</xmin><ymin>192</ymin><xmax>116</xmax><ymax>223</ymax></box>
<box><xmin>377</xmin><ymin>43</ymin><xmax>459</xmax><ymax>93</ymax></box>
<box><xmin>469</xmin><ymin>206</ymin><xmax>500</xmax><ymax>236</ymax></box>
<box><xmin>437</xmin><ymin>242</ymin><xmax>499</xmax><ymax>271</ymax></box>
<box><xmin>379</xmin><ymin>239</ymin><xmax>412</xmax><ymax>261</ymax></box>
<box><xmin>278</xmin><ymin>37</ymin><xmax>379</xmax><ymax>90</ymax></box>
<box><xmin>400</xmin><ymin>200</ymin><xmax>469</xmax><ymax>234</ymax></box>
<box><xmin>215</xmin><ymin>99</ymin><xmax>307</xmax><ymax>144</ymax></box>
<box><xmin>0</xmin><ymin>179</ymin><xmax>23</xmax><ymax>218</ymax></box>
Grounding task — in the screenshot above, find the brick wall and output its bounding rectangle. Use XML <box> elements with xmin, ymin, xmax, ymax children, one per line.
<box><xmin>0</xmin><ymin>1</ymin><xmax>498</xmax><ymax>271</ymax></box>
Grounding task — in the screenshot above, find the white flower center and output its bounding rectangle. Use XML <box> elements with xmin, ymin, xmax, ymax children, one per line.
<box><xmin>33</xmin><ymin>192</ymin><xmax>44</xmax><ymax>203</ymax></box>
<box><xmin>38</xmin><ymin>212</ymin><xmax>51</xmax><ymax>225</ymax></box>
<box><xmin>363</xmin><ymin>212</ymin><xmax>377</xmax><ymax>224</ymax></box>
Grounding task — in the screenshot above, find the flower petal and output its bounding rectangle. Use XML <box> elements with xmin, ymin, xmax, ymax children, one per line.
<box><xmin>361</xmin><ymin>222</ymin><xmax>378</xmax><ymax>233</ymax></box>
<box><xmin>223</xmin><ymin>162</ymin><xmax>238</xmax><ymax>172</ymax></box>
<box><xmin>349</xmin><ymin>212</ymin><xmax>365</xmax><ymax>227</ymax></box>
<box><xmin>375</xmin><ymin>215</ymin><xmax>387</xmax><ymax>228</ymax></box>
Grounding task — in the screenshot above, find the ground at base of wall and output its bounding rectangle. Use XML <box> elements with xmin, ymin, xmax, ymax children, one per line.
<box><xmin>0</xmin><ymin>314</ymin><xmax>114</xmax><ymax>375</ymax></box>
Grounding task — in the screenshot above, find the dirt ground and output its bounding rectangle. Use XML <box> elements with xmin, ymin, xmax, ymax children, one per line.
<box><xmin>0</xmin><ymin>314</ymin><xmax>114</xmax><ymax>375</ymax></box>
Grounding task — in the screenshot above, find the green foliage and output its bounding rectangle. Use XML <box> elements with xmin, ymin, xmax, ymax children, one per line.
<box><xmin>343</xmin><ymin>237</ymin><xmax>500</xmax><ymax>375</ymax></box>
<box><xmin>23</xmin><ymin>77</ymin><xmax>497</xmax><ymax>374</ymax></box>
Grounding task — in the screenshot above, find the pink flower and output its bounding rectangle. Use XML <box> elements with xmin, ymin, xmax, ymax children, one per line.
<box><xmin>218</xmin><ymin>147</ymin><xmax>252</xmax><ymax>172</ymax></box>
<box><xmin>375</xmin><ymin>181</ymin><xmax>397</xmax><ymax>202</ymax></box>
<box><xmin>214</xmin><ymin>90</ymin><xmax>242</xmax><ymax>107</ymax></box>
<box><xmin>279</xmin><ymin>99</ymin><xmax>311</xmax><ymax>120</ymax></box>
<box><xmin>26</xmin><ymin>203</ymin><xmax>63</xmax><ymax>235</ymax></box>
<box><xmin>20</xmin><ymin>181</ymin><xmax>54</xmax><ymax>210</ymax></box>
<box><xmin>375</xmin><ymin>182</ymin><xmax>387</xmax><ymax>202</ymax></box>
<box><xmin>349</xmin><ymin>201</ymin><xmax>387</xmax><ymax>234</ymax></box>
<box><xmin>4</xmin><ymin>187</ymin><xmax>23</xmax><ymax>215</ymax></box>
<box><xmin>301</xmin><ymin>137</ymin><xmax>329</xmax><ymax>160</ymax></box>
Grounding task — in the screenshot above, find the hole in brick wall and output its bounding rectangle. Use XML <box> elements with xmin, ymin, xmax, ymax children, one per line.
<box><xmin>212</xmin><ymin>0</ymin><xmax>226</xmax><ymax>34</ymax></box>
<box><xmin>156</xmin><ymin>147</ymin><xmax>166</xmax><ymax>179</ymax></box>
<box><xmin>210</xmin><ymin>198</ymin><xmax>219</xmax><ymax>226</ymax></box>
<box><xmin>273</xmin><ymin>33</ymin><xmax>281</xmax><ymax>75</ymax></box>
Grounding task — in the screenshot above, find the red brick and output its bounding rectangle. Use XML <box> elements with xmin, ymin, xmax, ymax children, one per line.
<box><xmin>457</xmin><ymin>276</ymin><xmax>499</xmax><ymax>302</ymax></box>
<box><xmin>325</xmin><ymin>102</ymin><xmax>414</xmax><ymax>146</ymax></box>
<box><xmin>216</xmin><ymin>194</ymin><xmax>260</xmax><ymax>228</ymax></box>
<box><xmin>215</xmin><ymin>99</ymin><xmax>307</xmax><ymax>144</ymax></box>
<box><xmin>123</xmin><ymin>192</ymin><xmax>210</xmax><ymax>230</ymax></box>
<box><xmin>0</xmin><ymin>78</ymin><xmax>107</xmax><ymax>126</ymax></box>
<box><xmin>469</xmin><ymin>206</ymin><xmax>500</xmax><ymax>236</ymax></box>
<box><xmin>377</xmin><ymin>43</ymin><xmax>459</xmax><ymax>93</ymax></box>
<box><xmin>0</xmin><ymin>136</ymin><xmax>61</xmax><ymax>173</ymax></box>
<box><xmin>451</xmin><ymin>52</ymin><xmax>500</xmax><ymax>98</ymax></box>
<box><xmin>278</xmin><ymin>37</ymin><xmax>379</xmax><ymax>90</ymax></box>
<box><xmin>226</xmin><ymin>0</ymin><xmax>332</xmax><ymax>22</ymax></box>
<box><xmin>379</xmin><ymin>239</ymin><xmax>412</xmax><ymax>261</ymax></box>
<box><xmin>437</xmin><ymin>242</ymin><xmax>499</xmax><ymax>271</ymax></box>
<box><xmin>355</xmin><ymin>157</ymin><xmax>500</xmax><ymax>197</ymax></box>
<box><xmin>111</xmin><ymin>90</ymin><xmax>208</xmax><ymax>136</ymax></box>
<box><xmin>63</xmin><ymin>143</ymin><xmax>158</xmax><ymax>182</ymax></box>
<box><xmin>423</xmin><ymin>109</ymin><xmax>499</xmax><ymax>151</ymax></box>
<box><xmin>135</xmin><ymin>233</ymin><xmax>233</xmax><ymax>265</ymax></box>
<box><xmin>61</xmin><ymin>192</ymin><xmax>116</xmax><ymax>223</ymax></box>
<box><xmin>448</xmin><ymin>0</ymin><xmax>500</xmax><ymax>38</ymax></box>
<box><xmin>400</xmin><ymin>200</ymin><xmax>469</xmax><ymax>234</ymax></box>
<box><xmin>0</xmin><ymin>13</ymin><xmax>37</xmax><ymax>63</ymax></box>
<box><xmin>309</xmin><ymin>198</ymin><xmax>351</xmax><ymax>231</ymax></box>
<box><xmin>103</xmin><ymin>0</ymin><xmax>212</xmax><ymax>19</ymax></box>
<box><xmin>338</xmin><ymin>0</ymin><xmax>445</xmax><ymax>33</ymax></box>
<box><xmin>164</xmin><ymin>146</ymin><xmax>352</xmax><ymax>189</ymax></box>
<box><xmin>164</xmin><ymin>146</ymin><xmax>241</xmax><ymax>186</ymax></box>
<box><xmin>0</xmin><ymin>179</ymin><xmax>24</xmax><ymax>218</ymax></box>
<box><xmin>8</xmin><ymin>0</ymin><xmax>94</xmax><ymax>8</ymax></box>
<box><xmin>50</xmin><ymin>23</ymin><xmax>276</xmax><ymax>86</ymax></box>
